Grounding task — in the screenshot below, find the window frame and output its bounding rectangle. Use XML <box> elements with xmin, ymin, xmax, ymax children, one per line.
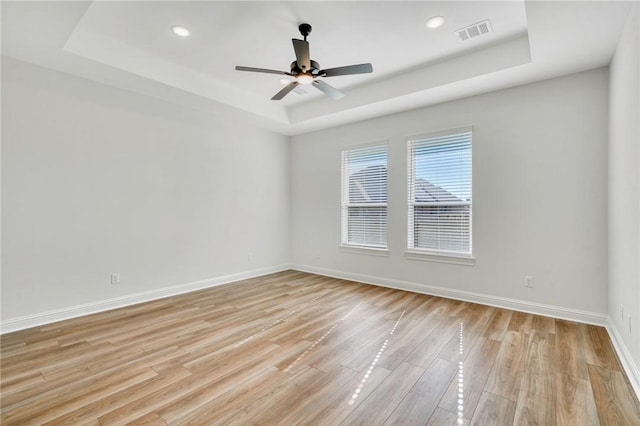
<box><xmin>406</xmin><ymin>127</ymin><xmax>475</xmax><ymax>265</ymax></box>
<box><xmin>340</xmin><ymin>142</ymin><xmax>389</xmax><ymax>253</ymax></box>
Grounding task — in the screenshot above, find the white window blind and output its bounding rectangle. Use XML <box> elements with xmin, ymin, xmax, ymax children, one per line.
<box><xmin>408</xmin><ymin>128</ymin><xmax>472</xmax><ymax>255</ymax></box>
<box><xmin>341</xmin><ymin>144</ymin><xmax>388</xmax><ymax>248</ymax></box>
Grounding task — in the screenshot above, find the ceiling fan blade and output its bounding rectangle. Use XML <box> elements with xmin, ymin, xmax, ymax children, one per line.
<box><xmin>319</xmin><ymin>63</ymin><xmax>373</xmax><ymax>77</ymax></box>
<box><xmin>292</xmin><ymin>39</ymin><xmax>311</xmax><ymax>71</ymax></box>
<box><xmin>271</xmin><ymin>81</ymin><xmax>299</xmax><ymax>100</ymax></box>
<box><xmin>312</xmin><ymin>80</ymin><xmax>344</xmax><ymax>100</ymax></box>
<box><xmin>235</xmin><ymin>66</ymin><xmax>291</xmax><ymax>75</ymax></box>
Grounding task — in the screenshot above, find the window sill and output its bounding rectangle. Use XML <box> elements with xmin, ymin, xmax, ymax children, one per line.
<box><xmin>404</xmin><ymin>250</ymin><xmax>476</xmax><ymax>266</ymax></box>
<box><xmin>340</xmin><ymin>245</ymin><xmax>389</xmax><ymax>257</ymax></box>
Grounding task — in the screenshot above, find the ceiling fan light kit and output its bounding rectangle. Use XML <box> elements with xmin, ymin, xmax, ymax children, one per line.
<box><xmin>235</xmin><ymin>23</ymin><xmax>373</xmax><ymax>101</ymax></box>
<box><xmin>296</xmin><ymin>74</ymin><xmax>314</xmax><ymax>85</ymax></box>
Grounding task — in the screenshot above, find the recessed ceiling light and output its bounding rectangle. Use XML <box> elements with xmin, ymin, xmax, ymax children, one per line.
<box><xmin>425</xmin><ymin>16</ymin><xmax>446</xmax><ymax>29</ymax></box>
<box><xmin>171</xmin><ymin>25</ymin><xmax>190</xmax><ymax>37</ymax></box>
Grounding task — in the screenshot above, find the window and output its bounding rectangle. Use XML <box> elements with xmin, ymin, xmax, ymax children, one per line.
<box><xmin>341</xmin><ymin>144</ymin><xmax>388</xmax><ymax>249</ymax></box>
<box><xmin>408</xmin><ymin>128</ymin><xmax>472</xmax><ymax>257</ymax></box>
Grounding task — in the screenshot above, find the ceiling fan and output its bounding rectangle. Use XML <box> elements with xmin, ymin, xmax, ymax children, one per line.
<box><xmin>235</xmin><ymin>23</ymin><xmax>373</xmax><ymax>101</ymax></box>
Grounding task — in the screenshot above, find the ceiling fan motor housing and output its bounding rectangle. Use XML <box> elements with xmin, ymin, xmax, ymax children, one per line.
<box><xmin>291</xmin><ymin>59</ymin><xmax>320</xmax><ymax>75</ymax></box>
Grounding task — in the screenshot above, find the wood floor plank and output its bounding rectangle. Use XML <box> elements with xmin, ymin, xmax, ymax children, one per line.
<box><xmin>375</xmin><ymin>317</ymin><xmax>437</xmax><ymax>371</ymax></box>
<box><xmin>588</xmin><ymin>364</ymin><xmax>640</xmax><ymax>425</ymax></box>
<box><xmin>513</xmin><ymin>330</ymin><xmax>557</xmax><ymax>426</ymax></box>
<box><xmin>484</xmin><ymin>330</ymin><xmax>528</xmax><ymax>401</ymax></box>
<box><xmin>482</xmin><ymin>308</ymin><xmax>514</xmax><ymax>341</ymax></box>
<box><xmin>532</xmin><ymin>314</ymin><xmax>556</xmax><ymax>334</ymax></box>
<box><xmin>471</xmin><ymin>392</ymin><xmax>517</xmax><ymax>426</ymax></box>
<box><xmin>172</xmin><ymin>366</ymin><xmax>284</xmax><ymax>425</ymax></box>
<box><xmin>555</xmin><ymin>319</ymin><xmax>589</xmax><ymax>380</ymax></box>
<box><xmin>580</xmin><ymin>324</ymin><xmax>622</xmax><ymax>371</ymax></box>
<box><xmin>157</xmin><ymin>340</ymin><xmax>310</xmax><ymax>423</ymax></box>
<box><xmin>0</xmin><ymin>371</ymin><xmax>44</xmax><ymax>395</ymax></box>
<box><xmin>507</xmin><ymin>311</ymin><xmax>533</xmax><ymax>333</ymax></box>
<box><xmin>127</xmin><ymin>412</ymin><xmax>168</xmax><ymax>425</ymax></box>
<box><xmin>437</xmin><ymin>312</ymin><xmax>491</xmax><ymax>362</ymax></box>
<box><xmin>211</xmin><ymin>366</ymin><xmax>322</xmax><ymax>425</ymax></box>
<box><xmin>38</xmin><ymin>342</ymin><xmax>130</xmax><ymax>378</ymax></box>
<box><xmin>267</xmin><ymin>305</ymin><xmax>351</xmax><ymax>345</ymax></box>
<box><xmin>267</xmin><ymin>365</ymin><xmax>357</xmax><ymax>425</ymax></box>
<box><xmin>280</xmin><ymin>314</ymin><xmax>387</xmax><ymax>375</ymax></box>
<box><xmin>1</xmin><ymin>368</ymin><xmax>158</xmax><ymax>425</ymax></box>
<box><xmin>340</xmin><ymin>361</ymin><xmax>425</xmax><ymax>426</ymax></box>
<box><xmin>3</xmin><ymin>345</ymin><xmax>183</xmax><ymax>410</ymax></box>
<box><xmin>241</xmin><ymin>365</ymin><xmax>352</xmax><ymax>425</ymax></box>
<box><xmin>394</xmin><ymin>293</ymin><xmax>433</xmax><ymax>321</ymax></box>
<box><xmin>340</xmin><ymin>317</ymin><xmax>411</xmax><ymax>372</ymax></box>
<box><xmin>41</xmin><ymin>366</ymin><xmax>192</xmax><ymax>425</ymax></box>
<box><xmin>427</xmin><ymin>408</ymin><xmax>470</xmax><ymax>426</ymax></box>
<box><xmin>96</xmin><ymin>341</ymin><xmax>281</xmax><ymax>425</ymax></box>
<box><xmin>1</xmin><ymin>271</ymin><xmax>638</xmax><ymax>425</ymax></box>
<box><xmin>439</xmin><ymin>337</ymin><xmax>502</xmax><ymax>420</ymax></box>
<box><xmin>1</xmin><ymin>341</ymin><xmax>93</xmax><ymax>380</ymax></box>
<box><xmin>307</xmin><ymin>318</ymin><xmax>389</xmax><ymax>373</ymax></box>
<box><xmin>383</xmin><ymin>358</ymin><xmax>457</xmax><ymax>425</ymax></box>
<box><xmin>299</xmin><ymin>364</ymin><xmax>392</xmax><ymax>425</ymax></box>
<box><xmin>57</xmin><ymin>305</ymin><xmax>180</xmax><ymax>346</ymax></box>
<box><xmin>555</xmin><ymin>373</ymin><xmax>599</xmax><ymax>426</ymax></box>
<box><xmin>404</xmin><ymin>317</ymin><xmax>459</xmax><ymax>369</ymax></box>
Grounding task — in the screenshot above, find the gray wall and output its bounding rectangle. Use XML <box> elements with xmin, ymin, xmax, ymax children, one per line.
<box><xmin>291</xmin><ymin>68</ymin><xmax>609</xmax><ymax>316</ymax></box>
<box><xmin>1</xmin><ymin>58</ymin><xmax>291</xmax><ymax>321</ymax></box>
<box><xmin>608</xmin><ymin>4</ymin><xmax>640</xmax><ymax>367</ymax></box>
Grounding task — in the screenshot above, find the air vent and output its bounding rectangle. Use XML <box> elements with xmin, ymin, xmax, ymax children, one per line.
<box><xmin>456</xmin><ymin>19</ymin><xmax>492</xmax><ymax>41</ymax></box>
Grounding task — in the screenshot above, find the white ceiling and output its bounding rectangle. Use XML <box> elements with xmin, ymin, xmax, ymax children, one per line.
<box><xmin>1</xmin><ymin>1</ymin><xmax>633</xmax><ymax>135</ymax></box>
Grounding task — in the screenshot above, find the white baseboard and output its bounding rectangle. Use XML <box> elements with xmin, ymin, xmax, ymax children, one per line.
<box><xmin>290</xmin><ymin>263</ymin><xmax>607</xmax><ymax>326</ymax></box>
<box><xmin>0</xmin><ymin>264</ymin><xmax>291</xmax><ymax>334</ymax></box>
<box><xmin>606</xmin><ymin>317</ymin><xmax>640</xmax><ymax>399</ymax></box>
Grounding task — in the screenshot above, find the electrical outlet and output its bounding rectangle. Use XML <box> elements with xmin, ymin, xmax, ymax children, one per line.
<box><xmin>628</xmin><ymin>315</ymin><xmax>632</xmax><ymax>334</ymax></box>
<box><xmin>524</xmin><ymin>276</ymin><xmax>534</xmax><ymax>288</ymax></box>
<box><xmin>247</xmin><ymin>252</ymin><xmax>254</xmax><ymax>261</ymax></box>
<box><xmin>111</xmin><ymin>273</ymin><xmax>120</xmax><ymax>285</ymax></box>
<box><xmin>620</xmin><ymin>304</ymin><xmax>625</xmax><ymax>321</ymax></box>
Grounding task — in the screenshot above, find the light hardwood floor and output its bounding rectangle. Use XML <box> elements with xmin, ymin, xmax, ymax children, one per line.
<box><xmin>2</xmin><ymin>270</ymin><xmax>639</xmax><ymax>425</ymax></box>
